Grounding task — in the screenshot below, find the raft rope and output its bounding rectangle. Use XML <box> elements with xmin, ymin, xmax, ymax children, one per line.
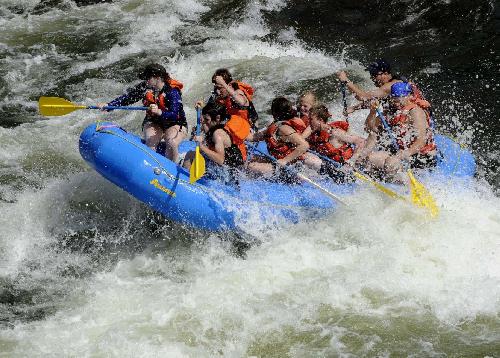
<box><xmin>93</xmin><ymin>122</ymin><xmax>325</xmax><ymax>211</ymax></box>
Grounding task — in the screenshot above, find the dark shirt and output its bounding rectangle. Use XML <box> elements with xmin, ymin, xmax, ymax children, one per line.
<box><xmin>108</xmin><ymin>81</ymin><xmax>186</xmax><ymax>125</ymax></box>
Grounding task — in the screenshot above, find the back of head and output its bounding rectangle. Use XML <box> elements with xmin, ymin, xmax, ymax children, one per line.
<box><xmin>139</xmin><ymin>63</ymin><xmax>169</xmax><ymax>81</ymax></box>
<box><xmin>202</xmin><ymin>102</ymin><xmax>228</xmax><ymax>122</ymax></box>
<box><xmin>309</xmin><ymin>104</ymin><xmax>331</xmax><ymax>122</ymax></box>
<box><xmin>366</xmin><ymin>59</ymin><xmax>391</xmax><ymax>76</ymax></box>
<box><xmin>271</xmin><ymin>97</ymin><xmax>295</xmax><ymax>122</ymax></box>
<box><xmin>212</xmin><ymin>68</ymin><xmax>233</xmax><ymax>84</ymax></box>
<box><xmin>390</xmin><ymin>82</ymin><xmax>412</xmax><ymax>97</ymax></box>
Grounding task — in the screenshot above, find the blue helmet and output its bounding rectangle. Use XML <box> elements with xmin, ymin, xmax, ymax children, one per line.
<box><xmin>391</xmin><ymin>82</ymin><xmax>412</xmax><ymax>97</ymax></box>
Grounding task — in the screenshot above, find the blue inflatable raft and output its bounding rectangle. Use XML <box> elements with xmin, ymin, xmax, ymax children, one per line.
<box><xmin>79</xmin><ymin>122</ymin><xmax>476</xmax><ymax>231</ymax></box>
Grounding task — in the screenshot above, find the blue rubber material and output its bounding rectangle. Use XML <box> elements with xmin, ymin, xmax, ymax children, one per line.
<box><xmin>79</xmin><ymin>122</ymin><xmax>476</xmax><ymax>231</ymax></box>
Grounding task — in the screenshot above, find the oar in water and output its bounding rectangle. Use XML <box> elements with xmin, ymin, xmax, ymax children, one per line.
<box><xmin>189</xmin><ymin>107</ymin><xmax>206</xmax><ymax>183</ymax></box>
<box><xmin>375</xmin><ymin>108</ymin><xmax>439</xmax><ymax>217</ymax></box>
<box><xmin>249</xmin><ymin>145</ymin><xmax>347</xmax><ymax>206</ymax></box>
<box><xmin>39</xmin><ymin>96</ymin><xmax>148</xmax><ymax>116</ymax></box>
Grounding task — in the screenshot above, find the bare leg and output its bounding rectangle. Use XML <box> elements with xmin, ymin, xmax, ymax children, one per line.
<box><xmin>246</xmin><ymin>156</ymin><xmax>274</xmax><ymax>176</ymax></box>
<box><xmin>303</xmin><ymin>152</ymin><xmax>323</xmax><ymax>171</ymax></box>
<box><xmin>183</xmin><ymin>150</ymin><xmax>195</xmax><ymax>170</ymax></box>
<box><xmin>164</xmin><ymin>125</ymin><xmax>188</xmax><ymax>162</ymax></box>
<box><xmin>144</xmin><ymin>122</ymin><xmax>164</xmax><ymax>151</ymax></box>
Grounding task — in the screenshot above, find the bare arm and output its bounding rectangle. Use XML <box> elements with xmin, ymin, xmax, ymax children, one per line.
<box><xmin>199</xmin><ymin>129</ymin><xmax>228</xmax><ymax>165</ymax></box>
<box><xmin>399</xmin><ymin>107</ymin><xmax>428</xmax><ymax>158</ymax></box>
<box><xmin>278</xmin><ymin>125</ymin><xmax>310</xmax><ymax>165</ymax></box>
<box><xmin>214</xmin><ymin>76</ymin><xmax>249</xmax><ymax>107</ymax></box>
<box><xmin>337</xmin><ymin>71</ymin><xmax>392</xmax><ymax>101</ymax></box>
<box><xmin>246</xmin><ymin>129</ymin><xmax>267</xmax><ymax>142</ymax></box>
<box><xmin>302</xmin><ymin>126</ymin><xmax>312</xmax><ymax>139</ymax></box>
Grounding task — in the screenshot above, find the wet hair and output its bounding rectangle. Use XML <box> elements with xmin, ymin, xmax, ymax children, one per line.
<box><xmin>366</xmin><ymin>59</ymin><xmax>391</xmax><ymax>77</ymax></box>
<box><xmin>271</xmin><ymin>97</ymin><xmax>296</xmax><ymax>122</ymax></box>
<box><xmin>298</xmin><ymin>91</ymin><xmax>317</xmax><ymax>104</ymax></box>
<box><xmin>309</xmin><ymin>104</ymin><xmax>331</xmax><ymax>123</ymax></box>
<box><xmin>212</xmin><ymin>68</ymin><xmax>233</xmax><ymax>84</ymax></box>
<box><xmin>202</xmin><ymin>102</ymin><xmax>228</xmax><ymax>122</ymax></box>
<box><xmin>139</xmin><ymin>63</ymin><xmax>170</xmax><ymax>82</ymax></box>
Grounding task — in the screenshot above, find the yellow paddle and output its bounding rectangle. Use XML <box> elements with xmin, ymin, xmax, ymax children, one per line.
<box><xmin>310</xmin><ymin>149</ymin><xmax>438</xmax><ymax>216</ymax></box>
<box><xmin>38</xmin><ymin>96</ymin><xmax>147</xmax><ymax>116</ymax></box>
<box><xmin>375</xmin><ymin>108</ymin><xmax>439</xmax><ymax>217</ymax></box>
<box><xmin>352</xmin><ymin>171</ymin><xmax>406</xmax><ymax>200</ymax></box>
<box><xmin>189</xmin><ymin>108</ymin><xmax>206</xmax><ymax>183</ymax></box>
<box><xmin>407</xmin><ymin>170</ymin><xmax>439</xmax><ymax>217</ymax></box>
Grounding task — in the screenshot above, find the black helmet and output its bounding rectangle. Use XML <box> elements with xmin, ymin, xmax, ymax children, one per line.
<box><xmin>366</xmin><ymin>59</ymin><xmax>391</xmax><ymax>76</ymax></box>
<box><xmin>139</xmin><ymin>63</ymin><xmax>167</xmax><ymax>80</ymax></box>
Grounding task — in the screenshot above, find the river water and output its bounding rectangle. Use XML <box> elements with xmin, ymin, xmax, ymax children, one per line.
<box><xmin>0</xmin><ymin>0</ymin><xmax>499</xmax><ymax>356</ymax></box>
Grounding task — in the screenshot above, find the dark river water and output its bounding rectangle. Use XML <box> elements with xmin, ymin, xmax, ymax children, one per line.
<box><xmin>0</xmin><ymin>1</ymin><xmax>499</xmax><ymax>356</ymax></box>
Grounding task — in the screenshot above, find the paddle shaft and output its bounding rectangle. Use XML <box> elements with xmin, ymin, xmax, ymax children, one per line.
<box><xmin>249</xmin><ymin>145</ymin><xmax>347</xmax><ymax>206</ymax></box>
<box><xmin>88</xmin><ymin>105</ymin><xmax>148</xmax><ymax>110</ymax></box>
<box><xmin>196</xmin><ymin>108</ymin><xmax>201</xmax><ymax>136</ymax></box>
<box><xmin>376</xmin><ymin>108</ymin><xmax>399</xmax><ymax>150</ymax></box>
<box><xmin>308</xmin><ymin>149</ymin><xmax>406</xmax><ymax>200</ymax></box>
<box><xmin>341</xmin><ymin>81</ymin><xmax>348</xmax><ymax>120</ymax></box>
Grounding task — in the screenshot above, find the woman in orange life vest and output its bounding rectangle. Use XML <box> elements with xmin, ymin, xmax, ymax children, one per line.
<box><xmin>183</xmin><ymin>103</ymin><xmax>245</xmax><ymax>183</ymax></box>
<box><xmin>360</xmin><ymin>82</ymin><xmax>437</xmax><ymax>182</ymax></box>
<box><xmin>246</xmin><ymin>97</ymin><xmax>320</xmax><ymax>180</ymax></box>
<box><xmin>98</xmin><ymin>63</ymin><xmax>187</xmax><ymax>163</ymax></box>
<box><xmin>307</xmin><ymin>104</ymin><xmax>366</xmax><ymax>179</ymax></box>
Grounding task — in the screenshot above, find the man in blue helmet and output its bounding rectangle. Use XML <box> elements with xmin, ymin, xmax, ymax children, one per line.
<box><xmin>337</xmin><ymin>59</ymin><xmax>403</xmax><ymax>114</ymax></box>
<box><xmin>352</xmin><ymin>82</ymin><xmax>436</xmax><ymax>182</ymax></box>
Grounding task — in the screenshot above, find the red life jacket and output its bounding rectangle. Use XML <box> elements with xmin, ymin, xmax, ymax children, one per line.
<box><xmin>300</xmin><ymin>114</ymin><xmax>310</xmax><ymax>128</ymax></box>
<box><xmin>389</xmin><ymin>102</ymin><xmax>436</xmax><ymax>154</ymax></box>
<box><xmin>308</xmin><ymin>121</ymin><xmax>353</xmax><ymax>163</ymax></box>
<box><xmin>265</xmin><ymin>118</ymin><xmax>307</xmax><ymax>160</ymax></box>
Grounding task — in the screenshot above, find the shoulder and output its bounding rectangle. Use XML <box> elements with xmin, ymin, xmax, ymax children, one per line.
<box><xmin>213</xmin><ymin>127</ymin><xmax>229</xmax><ymax>139</ymax></box>
<box><xmin>381</xmin><ymin>80</ymin><xmax>400</xmax><ymax>93</ymax></box>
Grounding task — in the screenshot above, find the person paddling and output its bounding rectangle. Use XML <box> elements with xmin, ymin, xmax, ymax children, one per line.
<box><xmin>247</xmin><ymin>97</ymin><xmax>320</xmax><ymax>182</ymax></box>
<box><xmin>336</xmin><ymin>59</ymin><xmax>402</xmax><ymax>114</ymax></box>
<box><xmin>307</xmin><ymin>104</ymin><xmax>366</xmax><ymax>181</ymax></box>
<box><xmin>357</xmin><ymin>82</ymin><xmax>437</xmax><ymax>182</ymax></box>
<box><xmin>98</xmin><ymin>63</ymin><xmax>187</xmax><ymax>162</ymax></box>
<box><xmin>183</xmin><ymin>103</ymin><xmax>245</xmax><ymax>184</ymax></box>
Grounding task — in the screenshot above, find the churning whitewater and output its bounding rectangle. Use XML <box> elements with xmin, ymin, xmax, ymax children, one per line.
<box><xmin>1</xmin><ymin>0</ymin><xmax>499</xmax><ymax>356</ymax></box>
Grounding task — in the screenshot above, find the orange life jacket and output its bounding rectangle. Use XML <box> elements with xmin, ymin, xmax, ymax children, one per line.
<box><xmin>265</xmin><ymin>118</ymin><xmax>307</xmax><ymax>160</ymax></box>
<box><xmin>207</xmin><ymin>124</ymin><xmax>246</xmax><ymax>166</ymax></box>
<box><xmin>308</xmin><ymin>121</ymin><xmax>353</xmax><ymax>163</ymax></box>
<box><xmin>220</xmin><ymin>81</ymin><xmax>254</xmax><ymax>122</ymax></box>
<box><xmin>223</xmin><ymin>115</ymin><xmax>249</xmax><ymax>161</ymax></box>
<box><xmin>389</xmin><ymin>102</ymin><xmax>436</xmax><ymax>154</ymax></box>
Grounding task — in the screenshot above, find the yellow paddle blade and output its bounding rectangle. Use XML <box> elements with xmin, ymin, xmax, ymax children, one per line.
<box><xmin>39</xmin><ymin>96</ymin><xmax>86</xmax><ymax>116</ymax></box>
<box><xmin>353</xmin><ymin>171</ymin><xmax>406</xmax><ymax>200</ymax></box>
<box><xmin>189</xmin><ymin>146</ymin><xmax>205</xmax><ymax>184</ymax></box>
<box><xmin>407</xmin><ymin>170</ymin><xmax>439</xmax><ymax>217</ymax></box>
